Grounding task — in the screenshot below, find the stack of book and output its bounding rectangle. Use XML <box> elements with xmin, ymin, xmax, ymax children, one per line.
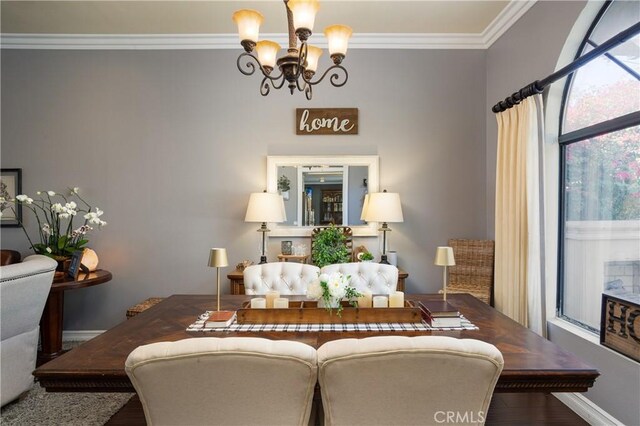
<box><xmin>419</xmin><ymin>301</ymin><xmax>461</xmax><ymax>327</ymax></box>
<box><xmin>205</xmin><ymin>310</ymin><xmax>237</xmax><ymax>328</ymax></box>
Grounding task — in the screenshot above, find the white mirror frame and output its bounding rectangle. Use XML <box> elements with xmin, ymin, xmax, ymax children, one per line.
<box><xmin>267</xmin><ymin>155</ymin><xmax>380</xmax><ymax>236</ymax></box>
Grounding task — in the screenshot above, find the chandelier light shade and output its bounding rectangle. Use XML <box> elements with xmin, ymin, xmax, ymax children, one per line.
<box><xmin>324</xmin><ymin>25</ymin><xmax>353</xmax><ymax>57</ymax></box>
<box><xmin>232</xmin><ymin>0</ymin><xmax>352</xmax><ymax>100</ymax></box>
<box><xmin>256</xmin><ymin>40</ymin><xmax>281</xmax><ymax>71</ymax></box>
<box><xmin>287</xmin><ymin>0</ymin><xmax>320</xmax><ymax>33</ymax></box>
<box><xmin>232</xmin><ymin>9</ymin><xmax>264</xmax><ymax>44</ymax></box>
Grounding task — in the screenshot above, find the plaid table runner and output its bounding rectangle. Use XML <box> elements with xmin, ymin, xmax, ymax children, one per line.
<box><xmin>187</xmin><ymin>311</ymin><xmax>478</xmax><ymax>332</ymax></box>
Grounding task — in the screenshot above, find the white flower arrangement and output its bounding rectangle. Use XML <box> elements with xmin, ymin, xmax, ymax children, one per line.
<box><xmin>10</xmin><ymin>187</ymin><xmax>107</xmax><ymax>258</ymax></box>
<box><xmin>306</xmin><ymin>272</ymin><xmax>361</xmax><ymax>315</ymax></box>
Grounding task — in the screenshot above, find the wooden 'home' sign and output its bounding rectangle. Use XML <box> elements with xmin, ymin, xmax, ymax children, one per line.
<box><xmin>296</xmin><ymin>108</ymin><xmax>358</xmax><ymax>135</ymax></box>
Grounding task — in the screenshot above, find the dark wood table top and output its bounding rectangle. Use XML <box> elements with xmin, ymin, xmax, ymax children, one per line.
<box><xmin>51</xmin><ymin>269</ymin><xmax>112</xmax><ymax>292</ymax></box>
<box><xmin>33</xmin><ymin>294</ymin><xmax>598</xmax><ymax>393</ymax></box>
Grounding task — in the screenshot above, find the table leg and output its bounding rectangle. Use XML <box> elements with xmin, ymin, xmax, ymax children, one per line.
<box><xmin>38</xmin><ymin>290</ymin><xmax>66</xmax><ymax>366</ymax></box>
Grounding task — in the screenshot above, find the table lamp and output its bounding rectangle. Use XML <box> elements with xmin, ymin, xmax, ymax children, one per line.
<box><xmin>208</xmin><ymin>247</ymin><xmax>234</xmax><ymax>321</ymax></box>
<box><xmin>245</xmin><ymin>191</ymin><xmax>286</xmax><ymax>264</ymax></box>
<box><xmin>434</xmin><ymin>246</ymin><xmax>455</xmax><ymax>301</ymax></box>
<box><xmin>362</xmin><ymin>190</ymin><xmax>403</xmax><ymax>264</ymax></box>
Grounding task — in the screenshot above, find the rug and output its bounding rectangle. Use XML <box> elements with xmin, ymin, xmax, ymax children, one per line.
<box><xmin>0</xmin><ymin>342</ymin><xmax>133</xmax><ymax>426</ymax></box>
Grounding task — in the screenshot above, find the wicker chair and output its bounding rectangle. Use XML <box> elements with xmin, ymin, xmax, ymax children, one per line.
<box><xmin>445</xmin><ymin>239</ymin><xmax>495</xmax><ymax>305</ymax></box>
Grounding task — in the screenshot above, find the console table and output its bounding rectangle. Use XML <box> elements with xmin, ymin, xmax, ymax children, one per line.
<box><xmin>38</xmin><ymin>269</ymin><xmax>112</xmax><ymax>365</ymax></box>
<box><xmin>228</xmin><ymin>267</ymin><xmax>408</xmax><ymax>295</ymax></box>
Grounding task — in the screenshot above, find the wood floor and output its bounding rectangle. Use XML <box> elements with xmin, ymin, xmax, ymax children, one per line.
<box><xmin>106</xmin><ymin>393</ymin><xmax>588</xmax><ymax>425</ymax></box>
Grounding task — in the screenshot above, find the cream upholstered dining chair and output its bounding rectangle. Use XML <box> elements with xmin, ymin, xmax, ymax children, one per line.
<box><xmin>243</xmin><ymin>262</ymin><xmax>320</xmax><ymax>295</ymax></box>
<box><xmin>320</xmin><ymin>262</ymin><xmax>398</xmax><ymax>294</ymax></box>
<box><xmin>125</xmin><ymin>337</ymin><xmax>318</xmax><ymax>426</ymax></box>
<box><xmin>317</xmin><ymin>336</ymin><xmax>504</xmax><ymax>426</ymax></box>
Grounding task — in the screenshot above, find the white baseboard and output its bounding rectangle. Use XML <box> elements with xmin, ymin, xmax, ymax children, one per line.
<box><xmin>62</xmin><ymin>330</ymin><xmax>105</xmax><ymax>342</ymax></box>
<box><xmin>553</xmin><ymin>393</ymin><xmax>623</xmax><ymax>426</ymax></box>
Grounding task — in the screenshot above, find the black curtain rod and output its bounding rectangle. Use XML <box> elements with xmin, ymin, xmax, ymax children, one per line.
<box><xmin>491</xmin><ymin>21</ymin><xmax>640</xmax><ymax>114</ymax></box>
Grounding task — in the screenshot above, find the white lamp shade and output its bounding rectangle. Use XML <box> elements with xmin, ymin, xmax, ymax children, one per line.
<box><xmin>324</xmin><ymin>24</ymin><xmax>352</xmax><ymax>56</ymax></box>
<box><xmin>362</xmin><ymin>191</ymin><xmax>403</xmax><ymax>223</ymax></box>
<box><xmin>245</xmin><ymin>192</ymin><xmax>287</xmax><ymax>223</ymax></box>
<box><xmin>434</xmin><ymin>246</ymin><xmax>455</xmax><ymax>266</ymax></box>
<box><xmin>232</xmin><ymin>9</ymin><xmax>264</xmax><ymax>43</ymax></box>
<box><xmin>360</xmin><ymin>193</ymin><xmax>370</xmax><ymax>221</ymax></box>
<box><xmin>287</xmin><ymin>0</ymin><xmax>320</xmax><ymax>32</ymax></box>
<box><xmin>208</xmin><ymin>248</ymin><xmax>229</xmax><ymax>268</ymax></box>
<box><xmin>255</xmin><ymin>40</ymin><xmax>281</xmax><ymax>69</ymax></box>
<box><xmin>304</xmin><ymin>45</ymin><xmax>323</xmax><ymax>73</ymax></box>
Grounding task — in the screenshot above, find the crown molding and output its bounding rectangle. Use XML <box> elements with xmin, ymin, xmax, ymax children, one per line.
<box><xmin>0</xmin><ymin>1</ymin><xmax>537</xmax><ymax>50</ymax></box>
<box><xmin>482</xmin><ymin>0</ymin><xmax>537</xmax><ymax>47</ymax></box>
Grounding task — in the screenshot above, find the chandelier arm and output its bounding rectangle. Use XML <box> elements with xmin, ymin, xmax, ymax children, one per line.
<box><xmin>296</xmin><ymin>42</ymin><xmax>308</xmax><ymax>80</ymax></box>
<box><xmin>302</xmin><ymin>64</ymin><xmax>349</xmax><ymax>87</ymax></box>
<box><xmin>304</xmin><ymin>83</ymin><xmax>313</xmax><ymax>100</ymax></box>
<box><xmin>260</xmin><ymin>78</ymin><xmax>271</xmax><ymax>96</ymax></box>
<box><xmin>237</xmin><ymin>52</ymin><xmax>260</xmax><ymax>76</ymax></box>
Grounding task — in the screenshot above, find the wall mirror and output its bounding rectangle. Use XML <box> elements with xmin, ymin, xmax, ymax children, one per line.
<box><xmin>267</xmin><ymin>155</ymin><xmax>379</xmax><ymax>236</ymax></box>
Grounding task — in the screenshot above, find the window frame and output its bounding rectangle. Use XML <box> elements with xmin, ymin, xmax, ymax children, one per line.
<box><xmin>556</xmin><ymin>0</ymin><xmax>640</xmax><ymax>332</ymax></box>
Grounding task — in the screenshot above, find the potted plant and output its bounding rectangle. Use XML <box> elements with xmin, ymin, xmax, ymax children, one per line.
<box><xmin>311</xmin><ymin>224</ymin><xmax>350</xmax><ymax>268</ymax></box>
<box><xmin>9</xmin><ymin>187</ymin><xmax>107</xmax><ymax>270</ymax></box>
<box><xmin>277</xmin><ymin>175</ymin><xmax>291</xmax><ymax>200</ymax></box>
<box><xmin>358</xmin><ymin>252</ymin><xmax>374</xmax><ymax>262</ymax></box>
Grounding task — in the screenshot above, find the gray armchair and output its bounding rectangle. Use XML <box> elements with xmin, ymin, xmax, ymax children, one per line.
<box><xmin>1</xmin><ymin>255</ymin><xmax>56</xmax><ymax>406</ymax></box>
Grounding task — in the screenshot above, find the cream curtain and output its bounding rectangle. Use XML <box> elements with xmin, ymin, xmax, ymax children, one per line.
<box><xmin>495</xmin><ymin>95</ymin><xmax>546</xmax><ymax>336</ymax></box>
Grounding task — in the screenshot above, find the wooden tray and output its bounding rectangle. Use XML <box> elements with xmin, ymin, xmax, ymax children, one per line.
<box><xmin>236</xmin><ymin>300</ymin><xmax>422</xmax><ymax>324</ymax></box>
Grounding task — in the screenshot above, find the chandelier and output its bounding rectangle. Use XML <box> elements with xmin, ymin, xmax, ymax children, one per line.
<box><xmin>232</xmin><ymin>0</ymin><xmax>352</xmax><ymax>100</ymax></box>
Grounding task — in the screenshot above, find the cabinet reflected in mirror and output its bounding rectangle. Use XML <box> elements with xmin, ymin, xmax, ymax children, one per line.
<box><xmin>267</xmin><ymin>156</ymin><xmax>379</xmax><ymax>236</ymax></box>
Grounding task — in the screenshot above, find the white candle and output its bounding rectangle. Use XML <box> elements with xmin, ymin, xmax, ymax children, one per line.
<box><xmin>250</xmin><ymin>297</ymin><xmax>266</xmax><ymax>309</ymax></box>
<box><xmin>373</xmin><ymin>296</ymin><xmax>388</xmax><ymax>308</ymax></box>
<box><xmin>274</xmin><ymin>298</ymin><xmax>289</xmax><ymax>309</ymax></box>
<box><xmin>357</xmin><ymin>290</ymin><xmax>373</xmax><ymax>308</ymax></box>
<box><xmin>265</xmin><ymin>290</ymin><xmax>280</xmax><ymax>309</ymax></box>
<box><xmin>389</xmin><ymin>291</ymin><xmax>404</xmax><ymax>308</ymax></box>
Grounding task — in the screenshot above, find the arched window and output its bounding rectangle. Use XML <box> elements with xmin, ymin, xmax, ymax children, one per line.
<box><xmin>558</xmin><ymin>0</ymin><xmax>640</xmax><ymax>332</ymax></box>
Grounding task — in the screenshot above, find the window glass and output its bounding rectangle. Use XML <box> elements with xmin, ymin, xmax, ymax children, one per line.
<box><xmin>559</xmin><ymin>1</ymin><xmax>640</xmax><ymax>332</ymax></box>
<box><xmin>563</xmin><ymin>39</ymin><xmax>640</xmax><ymax>133</ymax></box>
<box><xmin>562</xmin><ymin>126</ymin><xmax>640</xmax><ymax>330</ymax></box>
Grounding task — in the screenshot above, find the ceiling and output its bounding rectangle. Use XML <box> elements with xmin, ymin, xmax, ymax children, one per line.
<box><xmin>2</xmin><ymin>1</ymin><xmax>512</xmax><ymax>35</ymax></box>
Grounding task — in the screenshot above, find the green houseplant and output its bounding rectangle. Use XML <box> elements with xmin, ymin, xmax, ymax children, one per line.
<box><xmin>311</xmin><ymin>225</ymin><xmax>350</xmax><ymax>268</ymax></box>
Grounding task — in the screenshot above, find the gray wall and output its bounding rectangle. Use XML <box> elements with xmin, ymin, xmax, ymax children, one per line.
<box><xmin>1</xmin><ymin>48</ymin><xmax>487</xmax><ymax>331</ymax></box>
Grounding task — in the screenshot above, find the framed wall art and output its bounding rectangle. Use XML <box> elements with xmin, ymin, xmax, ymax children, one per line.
<box><xmin>0</xmin><ymin>168</ymin><xmax>22</xmax><ymax>227</ymax></box>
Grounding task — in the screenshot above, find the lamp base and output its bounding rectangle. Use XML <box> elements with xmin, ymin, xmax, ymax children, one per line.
<box><xmin>259</xmin><ymin>255</ymin><xmax>267</xmax><ymax>264</ymax></box>
<box><xmin>379</xmin><ymin>254</ymin><xmax>390</xmax><ymax>265</ymax></box>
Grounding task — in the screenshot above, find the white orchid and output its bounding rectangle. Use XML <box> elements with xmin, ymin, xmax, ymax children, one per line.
<box><xmin>16</xmin><ymin>194</ymin><xmax>34</xmax><ymax>204</ymax></box>
<box><xmin>16</xmin><ymin>187</ymin><xmax>106</xmax><ymax>258</ymax></box>
<box><xmin>84</xmin><ymin>207</ymin><xmax>105</xmax><ymax>225</ymax></box>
